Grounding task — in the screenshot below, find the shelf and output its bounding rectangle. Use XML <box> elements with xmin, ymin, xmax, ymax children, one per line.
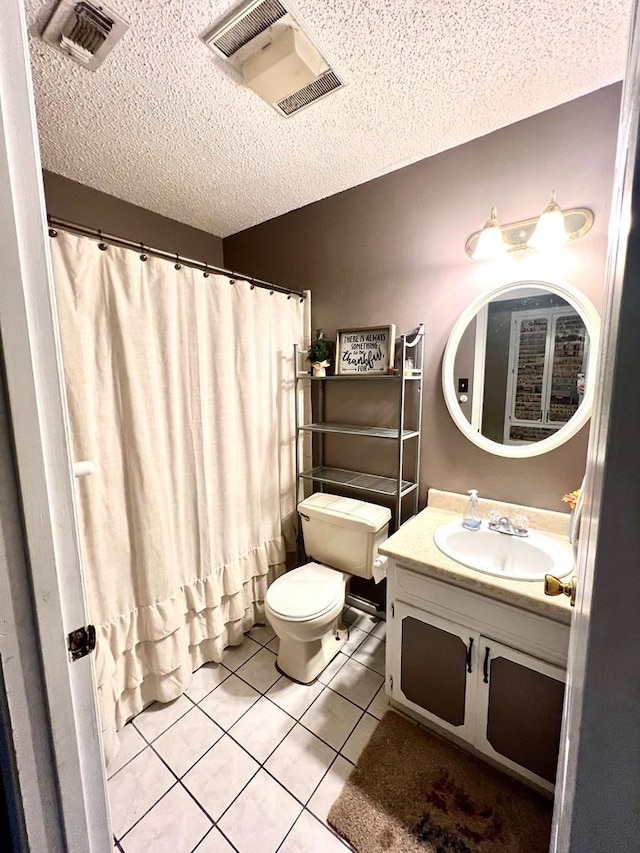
<box><xmin>300</xmin><ymin>466</ymin><xmax>418</xmax><ymax>498</ymax></box>
<box><xmin>296</xmin><ymin>373</ymin><xmax>422</xmax><ymax>381</ymax></box>
<box><xmin>299</xmin><ymin>422</ymin><xmax>420</xmax><ymax>439</ymax></box>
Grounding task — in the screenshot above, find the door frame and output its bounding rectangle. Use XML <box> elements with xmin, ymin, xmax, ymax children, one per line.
<box><xmin>2</xmin><ymin>0</ymin><xmax>640</xmax><ymax>851</ymax></box>
<box><xmin>550</xmin><ymin>4</ymin><xmax>640</xmax><ymax>849</ymax></box>
<box><xmin>0</xmin><ymin>1</ymin><xmax>110</xmax><ymax>850</ymax></box>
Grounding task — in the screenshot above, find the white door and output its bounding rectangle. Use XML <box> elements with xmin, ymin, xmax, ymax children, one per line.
<box><xmin>0</xmin><ymin>2</ymin><xmax>110</xmax><ymax>851</ymax></box>
<box><xmin>390</xmin><ymin>601</ymin><xmax>478</xmax><ymax>743</ymax></box>
<box><xmin>474</xmin><ymin>638</ymin><xmax>565</xmax><ymax>794</ymax></box>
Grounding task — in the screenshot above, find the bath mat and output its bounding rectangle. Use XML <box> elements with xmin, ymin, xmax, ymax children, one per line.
<box><xmin>328</xmin><ymin>711</ymin><xmax>552</xmax><ymax>853</ymax></box>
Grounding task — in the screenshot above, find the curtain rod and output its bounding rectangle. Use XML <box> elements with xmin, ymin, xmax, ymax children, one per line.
<box><xmin>46</xmin><ymin>216</ymin><xmax>307</xmax><ymax>301</ymax></box>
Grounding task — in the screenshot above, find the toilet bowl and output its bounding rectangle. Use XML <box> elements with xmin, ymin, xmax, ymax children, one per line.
<box><xmin>265</xmin><ymin>493</ymin><xmax>390</xmax><ymax>684</ymax></box>
<box><xmin>265</xmin><ymin>562</ymin><xmax>347</xmax><ymax>684</ymax></box>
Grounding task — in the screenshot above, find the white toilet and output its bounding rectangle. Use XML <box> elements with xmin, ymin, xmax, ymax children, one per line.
<box><xmin>265</xmin><ymin>493</ymin><xmax>390</xmax><ymax>684</ymax></box>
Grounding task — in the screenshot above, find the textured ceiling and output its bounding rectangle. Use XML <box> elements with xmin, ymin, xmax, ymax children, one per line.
<box><xmin>26</xmin><ymin>0</ymin><xmax>631</xmax><ymax>238</ymax></box>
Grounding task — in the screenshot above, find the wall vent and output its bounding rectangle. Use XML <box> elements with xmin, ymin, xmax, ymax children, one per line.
<box><xmin>41</xmin><ymin>0</ymin><xmax>129</xmax><ymax>72</ymax></box>
<box><xmin>276</xmin><ymin>70</ymin><xmax>343</xmax><ymax>116</ymax></box>
<box><xmin>202</xmin><ymin>0</ymin><xmax>345</xmax><ymax>117</ymax></box>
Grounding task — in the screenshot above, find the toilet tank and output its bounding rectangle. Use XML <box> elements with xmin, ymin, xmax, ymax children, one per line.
<box><xmin>298</xmin><ymin>493</ymin><xmax>391</xmax><ymax>579</ymax></box>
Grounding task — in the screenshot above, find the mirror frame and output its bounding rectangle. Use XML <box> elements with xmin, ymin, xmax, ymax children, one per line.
<box><xmin>442</xmin><ymin>278</ymin><xmax>601</xmax><ymax>458</ymax></box>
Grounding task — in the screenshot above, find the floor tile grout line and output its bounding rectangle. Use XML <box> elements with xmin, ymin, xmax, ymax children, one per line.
<box><xmin>111</xmin><ymin>720</ymin><xmax>184</xmax><ymax>841</ymax></box>
<box><xmin>222</xmin><ymin>691</ymin><xmax>339</xmax><ymax>780</ymax></box>
<box><xmin>116</xmin><ymin>668</ymin><xmax>287</xmax><ymax>841</ymax></box>
<box><xmin>274</xmin><ymin>809</ymin><xmax>303</xmax><ymax>853</ymax></box>
<box><xmin>113</xmin><ymin>716</ymin><xmax>215</xmax><ymax>842</ymax></box>
<box><xmin>300</xmin><ymin>748</ymin><xmax>354</xmax><ymax>822</ymax></box>
<box><xmin>106</xmin><ymin>736</ymin><xmax>147</xmax><ymax>782</ymax></box>
<box><xmin>232</xmin><ymin>662</ymin><xmax>374</xmax><ymax>753</ymax></box>
<box><xmin>316</xmin><ymin>698</ymin><xmax>367</xmax><ymax>761</ymax></box>
<box><xmin>210</xmin><ymin>711</ymin><xmax>342</xmax><ymax>830</ymax></box>
<box><xmin>363</xmin><ymin>682</ymin><xmax>388</xmax><ymax>719</ymax></box>
<box><xmin>115</xmin><ymin>778</ymin><xmax>183</xmax><ymax>844</ymax></box>
<box><xmin>178</xmin><ymin>781</ymin><xmax>240</xmax><ymax>853</ymax></box>
<box><xmin>323</xmin><ymin>676</ymin><xmax>384</xmax><ymax>714</ymax></box>
<box><xmin>118</xmin><ymin>628</ymin><xmax>283</xmax><ymax>847</ymax></box>
<box><xmin>225</xmin><ymin>710</ymin><xmax>300</xmax><ymax>769</ymax></box>
<box><xmin>302</xmin><ymin>804</ymin><xmax>355</xmax><ymax>851</ymax></box>
<box><xmin>188</xmin><ymin>824</ymin><xmax>240</xmax><ymax>853</ymax></box>
<box><xmin>184</xmin><ymin>665</ymin><xmax>233</xmax><ymax>704</ymax></box>
<box><xmin>174</xmin><ymin>680</ymin><xmax>323</xmax><ymax>828</ymax></box>
<box><xmin>123</xmin><ymin>629</ymin><xmax>268</xmax><ymax>734</ymax></box>
<box><xmin>118</xmin><ymin>621</ymin><xmax>378</xmax><ymax>754</ymax></box>
<box><xmin>130</xmin><ymin>692</ymin><xmax>197</xmax><ymax>746</ymax></box>
<box><xmin>112</xmin><ymin>609</ymin><xmax>378</xmax><ymax>844</ymax></box>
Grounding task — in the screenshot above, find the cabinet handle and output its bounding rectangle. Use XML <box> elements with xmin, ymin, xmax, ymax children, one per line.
<box><xmin>483</xmin><ymin>646</ymin><xmax>491</xmax><ymax>683</ymax></box>
<box><xmin>466</xmin><ymin>637</ymin><xmax>474</xmax><ymax>673</ymax></box>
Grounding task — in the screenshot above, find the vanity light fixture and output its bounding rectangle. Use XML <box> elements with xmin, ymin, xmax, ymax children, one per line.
<box><xmin>465</xmin><ymin>194</ymin><xmax>594</xmax><ymax>260</ymax></box>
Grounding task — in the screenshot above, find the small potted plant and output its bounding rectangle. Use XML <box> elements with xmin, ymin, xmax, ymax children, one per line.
<box><xmin>307</xmin><ymin>329</ymin><xmax>333</xmax><ymax>377</ymax></box>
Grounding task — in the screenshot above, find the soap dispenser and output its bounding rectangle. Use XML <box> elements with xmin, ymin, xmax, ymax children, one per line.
<box><xmin>462</xmin><ymin>489</ymin><xmax>481</xmax><ymax>530</ymax></box>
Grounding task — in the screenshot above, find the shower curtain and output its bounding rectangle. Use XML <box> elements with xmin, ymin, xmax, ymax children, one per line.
<box><xmin>50</xmin><ymin>231</ymin><xmax>309</xmax><ymax>761</ymax></box>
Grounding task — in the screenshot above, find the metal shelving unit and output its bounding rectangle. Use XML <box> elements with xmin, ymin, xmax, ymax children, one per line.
<box><xmin>294</xmin><ymin>324</ymin><xmax>425</xmax><ymax>531</ymax></box>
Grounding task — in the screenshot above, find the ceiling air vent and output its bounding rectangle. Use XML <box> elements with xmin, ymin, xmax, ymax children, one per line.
<box><xmin>276</xmin><ymin>69</ymin><xmax>342</xmax><ymax>116</ymax></box>
<box><xmin>41</xmin><ymin>0</ymin><xmax>129</xmax><ymax>72</ymax></box>
<box><xmin>202</xmin><ymin>0</ymin><xmax>345</xmax><ymax>117</ymax></box>
<box><xmin>211</xmin><ymin>0</ymin><xmax>287</xmax><ymax>58</ymax></box>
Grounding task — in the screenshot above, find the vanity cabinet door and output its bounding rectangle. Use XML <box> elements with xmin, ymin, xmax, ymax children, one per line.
<box><xmin>391</xmin><ymin>602</ymin><xmax>477</xmax><ymax>741</ymax></box>
<box><xmin>475</xmin><ymin>637</ymin><xmax>566</xmax><ymax>791</ymax></box>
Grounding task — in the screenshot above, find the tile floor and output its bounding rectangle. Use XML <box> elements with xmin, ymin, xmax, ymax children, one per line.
<box><xmin>108</xmin><ymin>606</ymin><xmax>390</xmax><ymax>853</ymax></box>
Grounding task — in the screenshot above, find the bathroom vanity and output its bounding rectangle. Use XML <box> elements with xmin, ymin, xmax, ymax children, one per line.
<box><xmin>379</xmin><ymin>490</ymin><xmax>572</xmax><ymax>794</ymax></box>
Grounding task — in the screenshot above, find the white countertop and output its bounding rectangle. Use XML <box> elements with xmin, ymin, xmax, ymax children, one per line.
<box><xmin>379</xmin><ymin>500</ymin><xmax>573</xmax><ymax>625</ymax></box>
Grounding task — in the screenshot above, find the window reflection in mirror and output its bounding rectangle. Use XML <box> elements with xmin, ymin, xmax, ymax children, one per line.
<box><xmin>454</xmin><ymin>287</ymin><xmax>589</xmax><ymax>446</ymax></box>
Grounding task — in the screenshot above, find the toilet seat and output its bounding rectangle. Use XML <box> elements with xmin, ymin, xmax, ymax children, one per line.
<box><xmin>266</xmin><ymin>562</ymin><xmax>344</xmax><ymax>621</ymax></box>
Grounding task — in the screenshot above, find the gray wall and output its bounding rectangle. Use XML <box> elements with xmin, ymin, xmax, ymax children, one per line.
<box><xmin>224</xmin><ymin>84</ymin><xmax>621</xmax><ymax>511</ymax></box>
<box><xmin>43</xmin><ymin>171</ymin><xmax>224</xmax><ymax>264</ymax></box>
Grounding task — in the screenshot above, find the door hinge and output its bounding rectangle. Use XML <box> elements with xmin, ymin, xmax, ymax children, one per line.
<box><xmin>391</xmin><ymin>602</ymin><xmax>395</xmax><ymax>618</ymax></box>
<box><xmin>389</xmin><ymin>674</ymin><xmax>394</xmax><ymax>691</ymax></box>
<box><xmin>67</xmin><ymin>625</ymin><xmax>96</xmax><ymax>662</ymax></box>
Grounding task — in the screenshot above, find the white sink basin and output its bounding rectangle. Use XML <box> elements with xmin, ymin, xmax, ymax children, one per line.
<box><xmin>433</xmin><ymin>521</ymin><xmax>573</xmax><ymax>582</ymax></box>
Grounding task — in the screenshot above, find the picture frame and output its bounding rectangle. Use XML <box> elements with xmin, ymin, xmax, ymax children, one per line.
<box><xmin>335</xmin><ymin>325</ymin><xmax>396</xmax><ymax>374</ymax></box>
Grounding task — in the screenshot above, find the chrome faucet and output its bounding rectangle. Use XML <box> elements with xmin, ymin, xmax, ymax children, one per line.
<box><xmin>487</xmin><ymin>509</ymin><xmax>529</xmax><ymax>537</ymax></box>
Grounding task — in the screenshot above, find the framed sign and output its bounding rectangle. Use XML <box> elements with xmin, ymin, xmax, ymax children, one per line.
<box><xmin>335</xmin><ymin>325</ymin><xmax>396</xmax><ymax>374</ymax></box>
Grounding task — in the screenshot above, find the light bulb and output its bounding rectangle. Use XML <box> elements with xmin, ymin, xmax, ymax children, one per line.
<box><xmin>472</xmin><ymin>207</ymin><xmax>508</xmax><ymax>260</ymax></box>
<box><xmin>528</xmin><ymin>191</ymin><xmax>569</xmax><ymax>249</ymax></box>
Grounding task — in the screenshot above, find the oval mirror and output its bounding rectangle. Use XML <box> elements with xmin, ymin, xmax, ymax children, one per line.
<box><xmin>442</xmin><ymin>279</ymin><xmax>600</xmax><ymax>458</ymax></box>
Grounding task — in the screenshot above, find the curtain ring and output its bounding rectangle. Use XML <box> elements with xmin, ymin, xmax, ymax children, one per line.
<box><xmin>249</xmin><ymin>280</ymin><xmax>255</xmax><ymax>290</ymax></box>
<box><xmin>174</xmin><ymin>253</ymin><xmax>181</xmax><ymax>270</ymax></box>
<box><xmin>287</xmin><ymin>294</ymin><xmax>292</xmax><ymax>299</ymax></box>
<box><xmin>139</xmin><ymin>242</ymin><xmax>147</xmax><ymax>262</ymax></box>
<box><xmin>97</xmin><ymin>230</ymin><xmax>108</xmax><ymax>251</ymax></box>
<box><xmin>203</xmin><ymin>263</ymin><xmax>209</xmax><ymax>278</ymax></box>
<box><xmin>299</xmin><ymin>296</ymin><xmax>305</xmax><ymax>303</ymax></box>
<box><xmin>47</xmin><ymin>215</ymin><xmax>58</xmax><ymax>238</ymax></box>
<box><xmin>229</xmin><ymin>278</ymin><xmax>236</xmax><ymax>285</ymax></box>
<box><xmin>269</xmin><ymin>290</ymin><xmax>274</xmax><ymax>296</ymax></box>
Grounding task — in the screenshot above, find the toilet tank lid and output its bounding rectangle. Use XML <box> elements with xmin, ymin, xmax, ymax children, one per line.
<box><xmin>298</xmin><ymin>493</ymin><xmax>391</xmax><ymax>533</ymax></box>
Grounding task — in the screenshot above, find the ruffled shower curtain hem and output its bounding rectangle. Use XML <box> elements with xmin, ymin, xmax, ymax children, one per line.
<box><xmin>98</xmin><ymin>536</ymin><xmax>285</xmax><ymax>762</ymax></box>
